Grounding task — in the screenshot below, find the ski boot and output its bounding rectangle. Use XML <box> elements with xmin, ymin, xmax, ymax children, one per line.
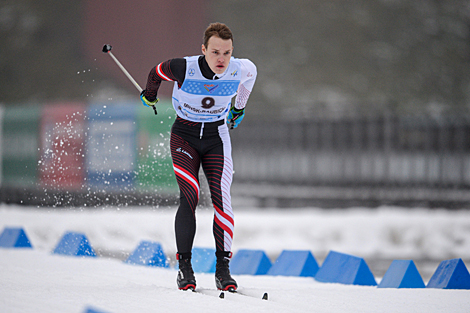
<box><xmin>215</xmin><ymin>251</ymin><xmax>238</xmax><ymax>291</ymax></box>
<box><xmin>176</xmin><ymin>253</ymin><xmax>196</xmax><ymax>291</ymax></box>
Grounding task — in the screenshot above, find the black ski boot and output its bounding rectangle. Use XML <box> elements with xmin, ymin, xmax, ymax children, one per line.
<box><xmin>215</xmin><ymin>251</ymin><xmax>238</xmax><ymax>291</ymax></box>
<box><xmin>176</xmin><ymin>253</ymin><xmax>196</xmax><ymax>291</ymax></box>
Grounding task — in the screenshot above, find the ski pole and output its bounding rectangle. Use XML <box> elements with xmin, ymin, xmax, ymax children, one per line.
<box><xmin>102</xmin><ymin>44</ymin><xmax>157</xmax><ymax>115</ymax></box>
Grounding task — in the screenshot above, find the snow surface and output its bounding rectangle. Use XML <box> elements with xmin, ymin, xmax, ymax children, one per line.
<box><xmin>1</xmin><ymin>204</ymin><xmax>470</xmax><ymax>312</ymax></box>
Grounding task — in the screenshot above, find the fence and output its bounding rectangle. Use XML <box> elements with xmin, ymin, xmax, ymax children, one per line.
<box><xmin>230</xmin><ymin>114</ymin><xmax>470</xmax><ymax>188</ymax></box>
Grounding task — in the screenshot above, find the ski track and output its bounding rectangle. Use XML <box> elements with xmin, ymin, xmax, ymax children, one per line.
<box><xmin>1</xmin><ymin>250</ymin><xmax>469</xmax><ymax>313</ymax></box>
<box><xmin>1</xmin><ymin>205</ymin><xmax>470</xmax><ymax>312</ymax></box>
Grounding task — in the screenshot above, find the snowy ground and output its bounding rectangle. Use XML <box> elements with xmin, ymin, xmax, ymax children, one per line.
<box><xmin>1</xmin><ymin>204</ymin><xmax>470</xmax><ymax>312</ymax></box>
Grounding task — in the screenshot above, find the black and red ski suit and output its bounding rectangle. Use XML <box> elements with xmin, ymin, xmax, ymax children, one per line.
<box><xmin>143</xmin><ymin>56</ymin><xmax>256</xmax><ymax>257</ymax></box>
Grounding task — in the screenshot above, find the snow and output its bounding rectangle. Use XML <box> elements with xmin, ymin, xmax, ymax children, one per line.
<box><xmin>1</xmin><ymin>204</ymin><xmax>470</xmax><ymax>312</ymax></box>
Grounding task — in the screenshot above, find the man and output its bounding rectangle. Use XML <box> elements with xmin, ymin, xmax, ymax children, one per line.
<box><xmin>140</xmin><ymin>22</ymin><xmax>257</xmax><ymax>291</ymax></box>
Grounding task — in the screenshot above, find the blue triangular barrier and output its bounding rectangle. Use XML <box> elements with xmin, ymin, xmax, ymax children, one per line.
<box><xmin>125</xmin><ymin>241</ymin><xmax>169</xmax><ymax>267</ymax></box>
<box><xmin>83</xmin><ymin>306</ymin><xmax>110</xmax><ymax>313</ymax></box>
<box><xmin>314</xmin><ymin>250</ymin><xmax>377</xmax><ymax>286</ymax></box>
<box><xmin>427</xmin><ymin>258</ymin><xmax>470</xmax><ymax>289</ymax></box>
<box><xmin>267</xmin><ymin>250</ymin><xmax>319</xmax><ymax>277</ymax></box>
<box><xmin>378</xmin><ymin>260</ymin><xmax>425</xmax><ymax>288</ymax></box>
<box><xmin>83</xmin><ymin>307</ymin><xmax>110</xmax><ymax>313</ymax></box>
<box><xmin>0</xmin><ymin>227</ymin><xmax>33</xmax><ymax>248</ymax></box>
<box><xmin>230</xmin><ymin>249</ymin><xmax>272</xmax><ymax>275</ymax></box>
<box><xmin>52</xmin><ymin>232</ymin><xmax>96</xmax><ymax>257</ymax></box>
<box><xmin>192</xmin><ymin>247</ymin><xmax>216</xmax><ymax>273</ymax></box>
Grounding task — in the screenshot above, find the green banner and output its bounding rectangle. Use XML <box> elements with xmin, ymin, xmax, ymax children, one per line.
<box><xmin>136</xmin><ymin>100</ymin><xmax>178</xmax><ymax>194</ymax></box>
<box><xmin>2</xmin><ymin>104</ymin><xmax>40</xmax><ymax>187</ymax></box>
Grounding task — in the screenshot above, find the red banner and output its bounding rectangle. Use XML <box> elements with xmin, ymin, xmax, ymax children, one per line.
<box><xmin>39</xmin><ymin>103</ymin><xmax>86</xmax><ymax>189</ymax></box>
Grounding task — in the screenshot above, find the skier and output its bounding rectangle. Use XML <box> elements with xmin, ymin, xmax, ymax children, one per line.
<box><xmin>140</xmin><ymin>22</ymin><xmax>257</xmax><ymax>291</ymax></box>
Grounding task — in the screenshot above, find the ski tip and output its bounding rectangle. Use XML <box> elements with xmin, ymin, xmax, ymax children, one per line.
<box><xmin>219</xmin><ymin>291</ymin><xmax>225</xmax><ymax>299</ymax></box>
<box><xmin>262</xmin><ymin>292</ymin><xmax>268</xmax><ymax>300</ymax></box>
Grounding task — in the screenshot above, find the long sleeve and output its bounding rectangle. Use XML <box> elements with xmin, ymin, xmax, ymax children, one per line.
<box><xmin>234</xmin><ymin>59</ymin><xmax>257</xmax><ymax>110</ymax></box>
<box><xmin>143</xmin><ymin>58</ymin><xmax>186</xmax><ymax>101</ymax></box>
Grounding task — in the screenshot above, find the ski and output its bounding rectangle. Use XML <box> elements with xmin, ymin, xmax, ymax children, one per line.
<box><xmin>224</xmin><ymin>288</ymin><xmax>269</xmax><ymax>300</ymax></box>
<box><xmin>187</xmin><ymin>287</ymin><xmax>224</xmax><ymax>299</ymax></box>
<box><xmin>188</xmin><ymin>287</ymin><xmax>268</xmax><ymax>300</ymax></box>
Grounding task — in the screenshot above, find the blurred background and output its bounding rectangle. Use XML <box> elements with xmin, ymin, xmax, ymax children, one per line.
<box><xmin>1</xmin><ymin>0</ymin><xmax>470</xmax><ymax>208</ymax></box>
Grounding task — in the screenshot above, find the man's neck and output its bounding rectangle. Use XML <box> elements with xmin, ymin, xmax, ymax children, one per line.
<box><xmin>198</xmin><ymin>56</ymin><xmax>220</xmax><ymax>80</ymax></box>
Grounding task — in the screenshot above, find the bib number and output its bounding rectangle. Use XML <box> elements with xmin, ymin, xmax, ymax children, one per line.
<box><xmin>201</xmin><ymin>97</ymin><xmax>215</xmax><ymax>109</ymax></box>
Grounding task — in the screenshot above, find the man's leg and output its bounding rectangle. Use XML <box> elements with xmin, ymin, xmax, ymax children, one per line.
<box><xmin>201</xmin><ymin>127</ymin><xmax>234</xmax><ymax>253</ymax></box>
<box><xmin>201</xmin><ymin>124</ymin><xmax>237</xmax><ymax>290</ymax></box>
<box><xmin>171</xmin><ymin>131</ymin><xmax>200</xmax><ymax>290</ymax></box>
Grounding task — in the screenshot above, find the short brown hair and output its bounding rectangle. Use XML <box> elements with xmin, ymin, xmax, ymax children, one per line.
<box><xmin>203</xmin><ymin>22</ymin><xmax>233</xmax><ymax>48</ymax></box>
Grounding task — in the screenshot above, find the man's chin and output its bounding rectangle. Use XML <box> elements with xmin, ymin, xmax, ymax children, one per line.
<box><xmin>214</xmin><ymin>67</ymin><xmax>226</xmax><ymax>74</ymax></box>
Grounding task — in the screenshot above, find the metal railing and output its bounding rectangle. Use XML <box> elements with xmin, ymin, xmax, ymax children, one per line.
<box><xmin>231</xmin><ymin>114</ymin><xmax>470</xmax><ymax>188</ymax></box>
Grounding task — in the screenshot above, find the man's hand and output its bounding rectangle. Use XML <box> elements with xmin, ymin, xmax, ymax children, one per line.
<box><xmin>140</xmin><ymin>90</ymin><xmax>159</xmax><ymax>107</ymax></box>
<box><xmin>227</xmin><ymin>107</ymin><xmax>245</xmax><ymax>129</ymax></box>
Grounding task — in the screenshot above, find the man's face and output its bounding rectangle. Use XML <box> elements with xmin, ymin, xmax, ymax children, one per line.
<box><xmin>202</xmin><ymin>36</ymin><xmax>233</xmax><ymax>75</ymax></box>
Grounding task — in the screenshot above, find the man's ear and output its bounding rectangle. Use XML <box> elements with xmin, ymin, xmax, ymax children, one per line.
<box><xmin>201</xmin><ymin>44</ymin><xmax>206</xmax><ymax>55</ymax></box>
